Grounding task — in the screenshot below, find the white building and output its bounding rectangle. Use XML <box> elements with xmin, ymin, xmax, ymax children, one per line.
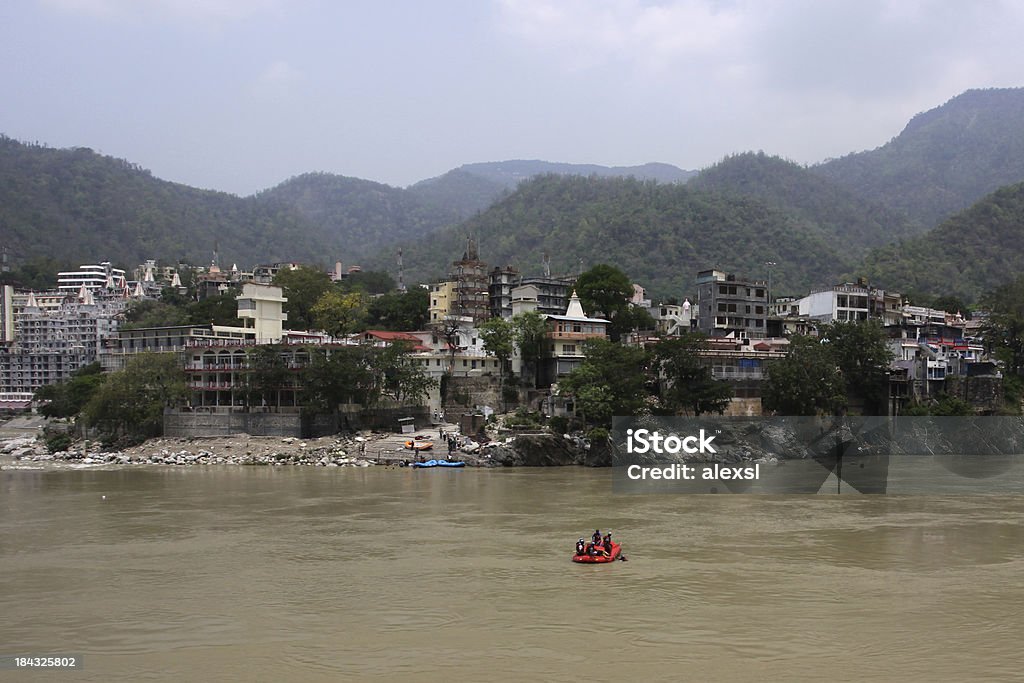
<box><xmin>57</xmin><ymin>262</ymin><xmax>128</xmax><ymax>294</ymax></box>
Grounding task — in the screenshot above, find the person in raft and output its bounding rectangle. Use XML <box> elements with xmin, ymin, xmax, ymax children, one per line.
<box><xmin>592</xmin><ymin>529</ymin><xmax>602</xmax><ymax>544</ymax></box>
<box><xmin>602</xmin><ymin>532</ymin><xmax>613</xmax><ymax>556</ymax></box>
<box><xmin>575</xmin><ymin>538</ymin><xmax>586</xmax><ymax>556</ymax></box>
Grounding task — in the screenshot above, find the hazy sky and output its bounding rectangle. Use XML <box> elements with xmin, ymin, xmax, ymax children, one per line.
<box><xmin>4</xmin><ymin>0</ymin><xmax>1024</xmax><ymax>195</ymax></box>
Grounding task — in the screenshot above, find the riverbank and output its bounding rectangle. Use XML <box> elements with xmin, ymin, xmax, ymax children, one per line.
<box><xmin>0</xmin><ymin>424</ymin><xmax>609</xmax><ymax>469</ymax></box>
<box><xmin>0</xmin><ymin>425</ymin><xmax>500</xmax><ymax>469</ymax></box>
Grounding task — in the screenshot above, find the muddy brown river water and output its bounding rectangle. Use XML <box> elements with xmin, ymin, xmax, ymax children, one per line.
<box><xmin>2</xmin><ymin>463</ymin><xmax>1024</xmax><ymax>681</ymax></box>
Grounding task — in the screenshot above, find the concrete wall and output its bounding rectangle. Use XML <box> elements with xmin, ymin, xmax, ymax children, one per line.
<box><xmin>164</xmin><ymin>410</ymin><xmax>306</xmax><ymax>438</ymax></box>
<box><xmin>337</xmin><ymin>404</ymin><xmax>432</xmax><ymax>432</ymax></box>
<box><xmin>442</xmin><ymin>375</ymin><xmax>503</xmax><ymax>414</ymax></box>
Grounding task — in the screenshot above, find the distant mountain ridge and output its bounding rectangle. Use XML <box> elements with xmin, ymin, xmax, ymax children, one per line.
<box><xmin>371</xmin><ymin>173</ymin><xmax>854</xmax><ymax>299</ymax></box>
<box><xmin>859</xmin><ymin>181</ymin><xmax>1024</xmax><ymax>302</ymax></box>
<box><xmin>688</xmin><ymin>152</ymin><xmax>919</xmax><ymax>251</ymax></box>
<box><xmin>454</xmin><ymin>160</ymin><xmax>695</xmax><ymax>187</ymax></box>
<box><xmin>8</xmin><ymin>86</ymin><xmax>1024</xmax><ymax>302</ymax></box>
<box><xmin>812</xmin><ymin>87</ymin><xmax>1024</xmax><ymax>228</ymax></box>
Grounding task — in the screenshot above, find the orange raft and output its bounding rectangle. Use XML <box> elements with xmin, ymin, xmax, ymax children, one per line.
<box><xmin>404</xmin><ymin>440</ymin><xmax>434</xmax><ymax>451</ymax></box>
<box><xmin>572</xmin><ymin>542</ymin><xmax>621</xmax><ymax>563</ymax></box>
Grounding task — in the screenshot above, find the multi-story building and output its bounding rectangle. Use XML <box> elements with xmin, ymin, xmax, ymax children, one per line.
<box><xmin>790</xmin><ymin>280</ymin><xmax>903</xmax><ymax>326</ymax></box>
<box><xmin>101</xmin><ymin>284</ymin><xmax>289</xmax><ymax>372</ymax></box>
<box><xmin>57</xmin><ymin>262</ymin><xmax>127</xmax><ymax>294</ymax></box>
<box><xmin>428</xmin><ymin>282</ymin><xmax>455</xmax><ymax>323</ymax></box>
<box><xmin>539</xmin><ymin>291</ymin><xmax>609</xmax><ymax>385</ymax></box>
<box><xmin>647</xmin><ymin>300</ymin><xmax>694</xmax><ymax>336</ymax></box>
<box><xmin>0</xmin><ymin>288</ymin><xmax>128</xmax><ymax>406</ymax></box>
<box><xmin>449</xmin><ymin>238</ymin><xmax>490</xmax><ymax>324</ymax></box>
<box><xmin>695</xmin><ymin>270</ymin><xmax>768</xmax><ymax>339</ymax></box>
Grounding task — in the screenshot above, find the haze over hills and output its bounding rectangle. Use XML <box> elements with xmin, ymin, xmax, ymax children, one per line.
<box><xmin>371</xmin><ymin>173</ymin><xmax>854</xmax><ymax>299</ymax></box>
<box><xmin>688</xmin><ymin>152</ymin><xmax>920</xmax><ymax>251</ymax></box>
<box><xmin>860</xmin><ymin>181</ymin><xmax>1024</xmax><ymax>303</ymax></box>
<box><xmin>0</xmin><ymin>136</ymin><xmax>345</xmax><ymax>270</ymax></box>
<box><xmin>6</xmin><ymin>86</ymin><xmax>1024</xmax><ymax>301</ymax></box>
<box><xmin>813</xmin><ymin>87</ymin><xmax>1024</xmax><ymax>229</ymax></box>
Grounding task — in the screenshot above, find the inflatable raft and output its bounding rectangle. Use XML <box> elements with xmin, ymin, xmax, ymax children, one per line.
<box><xmin>572</xmin><ymin>542</ymin><xmax>621</xmax><ymax>563</ymax></box>
<box><xmin>411</xmin><ymin>459</ymin><xmax>466</xmax><ymax>468</ymax></box>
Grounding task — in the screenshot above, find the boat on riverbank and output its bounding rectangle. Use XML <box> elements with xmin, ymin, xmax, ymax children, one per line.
<box><xmin>404</xmin><ymin>439</ymin><xmax>434</xmax><ymax>451</ymax></box>
<box><xmin>411</xmin><ymin>459</ymin><xmax>466</xmax><ymax>469</ymax></box>
<box><xmin>572</xmin><ymin>542</ymin><xmax>621</xmax><ymax>563</ymax></box>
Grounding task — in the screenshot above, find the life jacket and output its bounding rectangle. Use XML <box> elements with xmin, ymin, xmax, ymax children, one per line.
<box><xmin>576</xmin><ymin>541</ymin><xmax>586</xmax><ymax>554</ymax></box>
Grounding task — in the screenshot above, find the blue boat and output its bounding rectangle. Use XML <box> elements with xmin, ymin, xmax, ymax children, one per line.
<box><xmin>411</xmin><ymin>459</ymin><xmax>465</xmax><ymax>468</ymax></box>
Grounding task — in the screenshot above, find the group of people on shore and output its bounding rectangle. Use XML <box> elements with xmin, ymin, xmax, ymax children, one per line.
<box><xmin>575</xmin><ymin>529</ymin><xmax>614</xmax><ymax>557</ymax></box>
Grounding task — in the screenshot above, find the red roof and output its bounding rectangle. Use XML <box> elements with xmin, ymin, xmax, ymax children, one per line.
<box><xmin>364</xmin><ymin>330</ymin><xmax>422</xmax><ymax>342</ymax></box>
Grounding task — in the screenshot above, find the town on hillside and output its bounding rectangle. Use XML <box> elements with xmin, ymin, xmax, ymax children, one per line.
<box><xmin>0</xmin><ymin>238</ymin><xmax>1017</xmax><ymax>447</ymax></box>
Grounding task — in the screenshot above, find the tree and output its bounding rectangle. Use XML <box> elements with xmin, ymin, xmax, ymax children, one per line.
<box><xmin>186</xmin><ymin>289</ymin><xmax>242</xmax><ymax>326</ymax></box>
<box><xmin>560</xmin><ymin>338</ymin><xmax>650</xmax><ymax>427</ymax></box>
<box><xmin>311</xmin><ymin>289</ymin><xmax>367</xmax><ymax>337</ymax></box>
<box><xmin>340</xmin><ymin>270</ymin><xmax>396</xmax><ymax>295</ymax></box>
<box><xmin>365</xmin><ymin>287</ymin><xmax>429</xmax><ymax>331</ymax></box>
<box><xmin>34</xmin><ymin>362</ymin><xmax>104</xmax><ymax>419</ymax></box>
<box><xmin>302</xmin><ymin>346</ymin><xmax>375</xmax><ymax>412</ymax></box>
<box><xmin>981</xmin><ymin>275</ymin><xmax>1024</xmax><ymax>377</ymax></box>
<box><xmin>273</xmin><ymin>266</ymin><xmax>332</xmax><ymax>330</ymax></box>
<box><xmin>575</xmin><ymin>264</ymin><xmax>634</xmax><ymax>341</ymax></box>
<box><xmin>512</xmin><ymin>310</ymin><xmax>548</xmax><ymax>388</ymax></box>
<box><xmin>369</xmin><ymin>342</ymin><xmax>437</xmax><ymax>406</ymax></box>
<box><xmin>83</xmin><ymin>352</ymin><xmax>188</xmax><ymax>445</ymax></box>
<box><xmin>652</xmin><ymin>334</ymin><xmax>732</xmax><ymax>415</ymax></box>
<box><xmin>243</xmin><ymin>346</ymin><xmax>293</xmax><ymax>409</ymax></box>
<box><xmin>819</xmin><ymin>321</ymin><xmax>893</xmax><ymax>413</ymax></box>
<box><xmin>762</xmin><ymin>336</ymin><xmax>846</xmax><ymax>416</ymax></box>
<box><xmin>478</xmin><ymin>317</ymin><xmax>516</xmax><ymax>410</ymax></box>
<box><xmin>123</xmin><ymin>300</ymin><xmax>190</xmax><ymax>329</ymax></box>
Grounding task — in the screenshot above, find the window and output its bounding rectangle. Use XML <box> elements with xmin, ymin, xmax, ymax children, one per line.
<box><xmin>727</xmin><ymin>303</ymin><xmax>737</xmax><ymax>313</ymax></box>
<box><xmin>745</xmin><ymin>305</ymin><xmax>751</xmax><ymax>314</ymax></box>
<box><xmin>563</xmin><ymin>344</ymin><xmax>576</xmax><ymax>354</ymax></box>
<box><xmin>718</xmin><ymin>303</ymin><xmax>727</xmax><ymax>312</ymax></box>
<box><xmin>755</xmin><ymin>306</ymin><xmax>764</xmax><ymax>314</ymax></box>
<box><xmin>756</xmin><ymin>289</ymin><xmax>764</xmax><ymax>298</ymax></box>
<box><xmin>719</xmin><ymin>285</ymin><xmax>727</xmax><ymax>294</ymax></box>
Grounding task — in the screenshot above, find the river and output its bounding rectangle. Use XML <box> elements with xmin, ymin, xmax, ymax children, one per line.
<box><xmin>2</xmin><ymin>463</ymin><xmax>1024</xmax><ymax>681</ymax></box>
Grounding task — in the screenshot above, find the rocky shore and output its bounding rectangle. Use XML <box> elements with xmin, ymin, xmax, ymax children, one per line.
<box><xmin>0</xmin><ymin>428</ymin><xmax>601</xmax><ymax>468</ymax></box>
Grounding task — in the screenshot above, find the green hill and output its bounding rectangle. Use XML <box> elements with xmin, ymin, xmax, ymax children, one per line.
<box><xmin>690</xmin><ymin>152</ymin><xmax>918</xmax><ymax>250</ymax></box>
<box><xmin>0</xmin><ymin>136</ymin><xmax>340</xmax><ymax>269</ymax></box>
<box><xmin>813</xmin><ymin>88</ymin><xmax>1024</xmax><ymax>229</ymax></box>
<box><xmin>374</xmin><ymin>174</ymin><xmax>854</xmax><ymax>299</ymax></box>
<box><xmin>254</xmin><ymin>172</ymin><xmax>463</xmax><ymax>260</ymax></box>
<box><xmin>859</xmin><ymin>182</ymin><xmax>1024</xmax><ymax>303</ymax></box>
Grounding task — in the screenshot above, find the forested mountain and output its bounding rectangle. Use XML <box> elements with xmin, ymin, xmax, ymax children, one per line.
<box><xmin>406</xmin><ymin>168</ymin><xmax>510</xmax><ymax>218</ymax></box>
<box><xmin>455</xmin><ymin>160</ymin><xmax>695</xmax><ymax>187</ymax></box>
<box><xmin>859</xmin><ymin>182</ymin><xmax>1024</xmax><ymax>303</ymax></box>
<box><xmin>0</xmin><ymin>136</ymin><xmax>695</xmax><ymax>272</ymax></box>
<box><xmin>407</xmin><ymin>160</ymin><xmax>695</xmax><ymax>218</ymax></box>
<box><xmin>372</xmin><ymin>174</ymin><xmax>854</xmax><ymax>299</ymax></box>
<box><xmin>254</xmin><ymin>172</ymin><xmax>464</xmax><ymax>260</ymax></box>
<box><xmin>0</xmin><ymin>136</ymin><xmax>340</xmax><ymax>269</ymax></box>
<box><xmin>689</xmin><ymin>152</ymin><xmax>918</xmax><ymax>250</ymax></box>
<box><xmin>813</xmin><ymin>88</ymin><xmax>1024</xmax><ymax>229</ymax></box>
